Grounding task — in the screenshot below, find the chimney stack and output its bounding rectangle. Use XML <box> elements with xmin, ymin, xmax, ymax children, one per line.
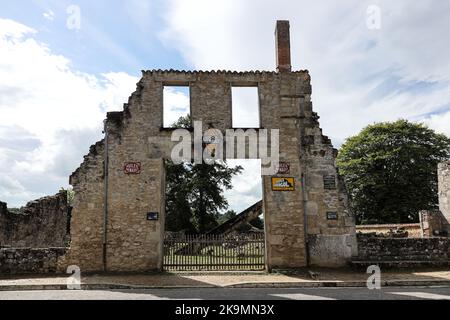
<box><xmin>275</xmin><ymin>20</ymin><xmax>292</xmax><ymax>73</ymax></box>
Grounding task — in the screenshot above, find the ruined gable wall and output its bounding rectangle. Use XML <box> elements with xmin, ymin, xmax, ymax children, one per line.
<box><xmin>104</xmin><ymin>70</ymin><xmax>309</xmax><ymax>271</ymax></box>
<box><xmin>301</xmin><ymin>114</ymin><xmax>358</xmax><ymax>266</ymax></box>
<box><xmin>104</xmin><ymin>88</ymin><xmax>166</xmax><ymax>271</ymax></box>
<box><xmin>57</xmin><ymin>141</ymin><xmax>106</xmax><ymax>272</ymax></box>
<box><xmin>60</xmin><ymin>69</ymin><xmax>355</xmax><ymax>272</ymax></box>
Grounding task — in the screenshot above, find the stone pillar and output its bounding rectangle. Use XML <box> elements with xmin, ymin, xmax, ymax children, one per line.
<box><xmin>275</xmin><ymin>20</ymin><xmax>292</xmax><ymax>73</ymax></box>
<box><xmin>263</xmin><ymin>72</ymin><xmax>308</xmax><ymax>270</ymax></box>
<box><xmin>438</xmin><ymin>162</ymin><xmax>450</xmax><ymax>233</ymax></box>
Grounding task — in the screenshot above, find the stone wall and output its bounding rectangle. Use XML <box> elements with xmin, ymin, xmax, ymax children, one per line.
<box><xmin>356</xmin><ymin>234</ymin><xmax>450</xmax><ymax>262</ymax></box>
<box><xmin>0</xmin><ymin>248</ymin><xmax>66</xmax><ymax>274</ymax></box>
<box><xmin>59</xmin><ymin>21</ymin><xmax>355</xmax><ymax>272</ymax></box>
<box><xmin>301</xmin><ymin>116</ymin><xmax>357</xmax><ymax>266</ymax></box>
<box><xmin>439</xmin><ymin>162</ymin><xmax>450</xmax><ymax>232</ymax></box>
<box><xmin>420</xmin><ymin>210</ymin><xmax>449</xmax><ymax>237</ymax></box>
<box><xmin>60</xmin><ymin>69</ymin><xmax>356</xmax><ymax>272</ymax></box>
<box><xmin>0</xmin><ymin>192</ymin><xmax>69</xmax><ymax>248</ymax></box>
<box><xmin>356</xmin><ymin>224</ymin><xmax>422</xmax><ymax>238</ymax></box>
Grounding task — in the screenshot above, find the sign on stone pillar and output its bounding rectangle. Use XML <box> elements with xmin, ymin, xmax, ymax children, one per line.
<box><xmin>271</xmin><ymin>177</ymin><xmax>295</xmax><ymax>191</ymax></box>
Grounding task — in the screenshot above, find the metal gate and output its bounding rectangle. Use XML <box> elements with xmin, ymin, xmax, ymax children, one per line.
<box><xmin>163</xmin><ymin>233</ymin><xmax>265</xmax><ymax>271</ymax></box>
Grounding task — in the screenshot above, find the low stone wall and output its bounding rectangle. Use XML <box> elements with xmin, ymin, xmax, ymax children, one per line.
<box><xmin>356</xmin><ymin>234</ymin><xmax>450</xmax><ymax>262</ymax></box>
<box><xmin>356</xmin><ymin>224</ymin><xmax>422</xmax><ymax>238</ymax></box>
<box><xmin>0</xmin><ymin>248</ymin><xmax>67</xmax><ymax>274</ymax></box>
<box><xmin>0</xmin><ymin>192</ymin><xmax>69</xmax><ymax>248</ymax></box>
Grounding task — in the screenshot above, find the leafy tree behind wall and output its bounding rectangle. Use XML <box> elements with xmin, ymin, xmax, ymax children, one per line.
<box><xmin>337</xmin><ymin>120</ymin><xmax>450</xmax><ymax>224</ymax></box>
<box><xmin>165</xmin><ymin>160</ymin><xmax>243</xmax><ymax>234</ymax></box>
<box><xmin>165</xmin><ymin>115</ymin><xmax>243</xmax><ymax>234</ymax></box>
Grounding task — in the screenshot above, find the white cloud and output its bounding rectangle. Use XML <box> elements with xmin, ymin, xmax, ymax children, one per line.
<box><xmin>224</xmin><ymin>160</ymin><xmax>262</xmax><ymax>213</ymax></box>
<box><xmin>163</xmin><ymin>86</ymin><xmax>190</xmax><ymax>127</ymax></box>
<box><xmin>43</xmin><ymin>10</ymin><xmax>55</xmax><ymax>21</ymax></box>
<box><xmin>0</xmin><ymin>18</ymin><xmax>138</xmax><ymax>207</ymax></box>
<box><xmin>161</xmin><ymin>0</ymin><xmax>450</xmax><ymax>211</ymax></box>
<box><xmin>232</xmin><ymin>87</ymin><xmax>260</xmax><ymax>128</ymax></box>
<box><xmin>161</xmin><ymin>0</ymin><xmax>450</xmax><ymax>141</ymax></box>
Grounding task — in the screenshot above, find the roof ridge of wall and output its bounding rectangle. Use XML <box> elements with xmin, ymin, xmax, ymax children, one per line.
<box><xmin>141</xmin><ymin>69</ymin><xmax>309</xmax><ymax>76</ymax></box>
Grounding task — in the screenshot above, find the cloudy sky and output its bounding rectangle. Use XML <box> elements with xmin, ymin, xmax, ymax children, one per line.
<box><xmin>1</xmin><ymin>1</ymin><xmax>449</xmax><ymax>212</ymax></box>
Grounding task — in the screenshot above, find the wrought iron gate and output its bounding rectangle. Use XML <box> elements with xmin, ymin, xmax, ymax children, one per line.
<box><xmin>163</xmin><ymin>233</ymin><xmax>265</xmax><ymax>271</ymax></box>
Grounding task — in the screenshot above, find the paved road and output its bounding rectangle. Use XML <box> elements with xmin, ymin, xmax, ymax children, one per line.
<box><xmin>1</xmin><ymin>286</ymin><xmax>450</xmax><ymax>300</ymax></box>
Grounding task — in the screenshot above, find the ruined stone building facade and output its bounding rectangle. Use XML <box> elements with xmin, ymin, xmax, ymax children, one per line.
<box><xmin>57</xmin><ymin>21</ymin><xmax>357</xmax><ymax>272</ymax></box>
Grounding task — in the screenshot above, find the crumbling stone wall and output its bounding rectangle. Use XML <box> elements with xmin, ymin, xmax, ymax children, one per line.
<box><xmin>356</xmin><ymin>234</ymin><xmax>450</xmax><ymax>262</ymax></box>
<box><xmin>59</xmin><ymin>21</ymin><xmax>356</xmax><ymax>272</ymax></box>
<box><xmin>300</xmin><ymin>114</ymin><xmax>357</xmax><ymax>266</ymax></box>
<box><xmin>0</xmin><ymin>248</ymin><xmax>66</xmax><ymax>274</ymax></box>
<box><xmin>439</xmin><ymin>162</ymin><xmax>450</xmax><ymax>233</ymax></box>
<box><xmin>60</xmin><ymin>69</ymin><xmax>355</xmax><ymax>272</ymax></box>
<box><xmin>420</xmin><ymin>210</ymin><xmax>449</xmax><ymax>237</ymax></box>
<box><xmin>0</xmin><ymin>192</ymin><xmax>69</xmax><ymax>248</ymax></box>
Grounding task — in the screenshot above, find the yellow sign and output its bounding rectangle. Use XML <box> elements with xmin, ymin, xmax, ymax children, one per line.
<box><xmin>271</xmin><ymin>177</ymin><xmax>295</xmax><ymax>191</ymax></box>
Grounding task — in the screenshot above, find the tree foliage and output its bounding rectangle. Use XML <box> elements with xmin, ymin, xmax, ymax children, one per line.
<box><xmin>60</xmin><ymin>187</ymin><xmax>75</xmax><ymax>207</ymax></box>
<box><xmin>165</xmin><ymin>115</ymin><xmax>243</xmax><ymax>234</ymax></box>
<box><xmin>165</xmin><ymin>161</ymin><xmax>243</xmax><ymax>234</ymax></box>
<box><xmin>217</xmin><ymin>210</ymin><xmax>237</xmax><ymax>225</ymax></box>
<box><xmin>337</xmin><ymin>120</ymin><xmax>450</xmax><ymax>224</ymax></box>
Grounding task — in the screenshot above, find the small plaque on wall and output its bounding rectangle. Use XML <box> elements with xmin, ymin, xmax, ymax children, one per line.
<box><xmin>276</xmin><ymin>162</ymin><xmax>291</xmax><ymax>174</ymax></box>
<box><xmin>147</xmin><ymin>212</ymin><xmax>159</xmax><ymax>221</ymax></box>
<box><xmin>327</xmin><ymin>212</ymin><xmax>338</xmax><ymax>220</ymax></box>
<box><xmin>323</xmin><ymin>175</ymin><xmax>337</xmax><ymax>190</ymax></box>
<box><xmin>124</xmin><ymin>162</ymin><xmax>141</xmax><ymax>174</ymax></box>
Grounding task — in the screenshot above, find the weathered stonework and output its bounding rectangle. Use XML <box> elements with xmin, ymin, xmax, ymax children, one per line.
<box><xmin>58</xmin><ymin>21</ymin><xmax>356</xmax><ymax>272</ymax></box>
<box><xmin>420</xmin><ymin>210</ymin><xmax>449</xmax><ymax>237</ymax></box>
<box><xmin>439</xmin><ymin>162</ymin><xmax>450</xmax><ymax>232</ymax></box>
<box><xmin>0</xmin><ymin>192</ymin><xmax>69</xmax><ymax>248</ymax></box>
<box><xmin>356</xmin><ymin>234</ymin><xmax>450</xmax><ymax>262</ymax></box>
<box><xmin>0</xmin><ymin>248</ymin><xmax>66</xmax><ymax>274</ymax></box>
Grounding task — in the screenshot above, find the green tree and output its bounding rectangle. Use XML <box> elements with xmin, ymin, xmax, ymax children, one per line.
<box><xmin>165</xmin><ymin>161</ymin><xmax>243</xmax><ymax>233</ymax></box>
<box><xmin>189</xmin><ymin>162</ymin><xmax>242</xmax><ymax>233</ymax></box>
<box><xmin>217</xmin><ymin>210</ymin><xmax>237</xmax><ymax>225</ymax></box>
<box><xmin>165</xmin><ymin>115</ymin><xmax>243</xmax><ymax>234</ymax></box>
<box><xmin>337</xmin><ymin>120</ymin><xmax>450</xmax><ymax>224</ymax></box>
<box><xmin>172</xmin><ymin>113</ymin><xmax>192</xmax><ymax>128</ymax></box>
<box><xmin>165</xmin><ymin>162</ymin><xmax>196</xmax><ymax>233</ymax></box>
<box><xmin>59</xmin><ymin>187</ymin><xmax>75</xmax><ymax>207</ymax></box>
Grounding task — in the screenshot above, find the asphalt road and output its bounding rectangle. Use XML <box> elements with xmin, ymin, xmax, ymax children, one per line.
<box><xmin>1</xmin><ymin>286</ymin><xmax>450</xmax><ymax>300</ymax></box>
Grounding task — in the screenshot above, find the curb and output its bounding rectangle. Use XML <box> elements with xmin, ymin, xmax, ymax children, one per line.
<box><xmin>226</xmin><ymin>280</ymin><xmax>450</xmax><ymax>288</ymax></box>
<box><xmin>1</xmin><ymin>280</ymin><xmax>450</xmax><ymax>291</ymax></box>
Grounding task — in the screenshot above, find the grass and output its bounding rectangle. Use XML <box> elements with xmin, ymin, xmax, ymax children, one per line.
<box><xmin>164</xmin><ymin>244</ymin><xmax>265</xmax><ymax>270</ymax></box>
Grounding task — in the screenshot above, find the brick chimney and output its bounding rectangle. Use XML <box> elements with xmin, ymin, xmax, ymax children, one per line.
<box><xmin>275</xmin><ymin>20</ymin><xmax>292</xmax><ymax>73</ymax></box>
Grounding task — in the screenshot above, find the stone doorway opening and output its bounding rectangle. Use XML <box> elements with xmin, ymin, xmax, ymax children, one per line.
<box><xmin>162</xmin><ymin>159</ymin><xmax>266</xmax><ymax>271</ymax></box>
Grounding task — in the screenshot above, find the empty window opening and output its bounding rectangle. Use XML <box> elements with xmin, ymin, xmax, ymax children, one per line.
<box><xmin>232</xmin><ymin>86</ymin><xmax>260</xmax><ymax>128</ymax></box>
<box><xmin>163</xmin><ymin>85</ymin><xmax>191</xmax><ymax>128</ymax></box>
